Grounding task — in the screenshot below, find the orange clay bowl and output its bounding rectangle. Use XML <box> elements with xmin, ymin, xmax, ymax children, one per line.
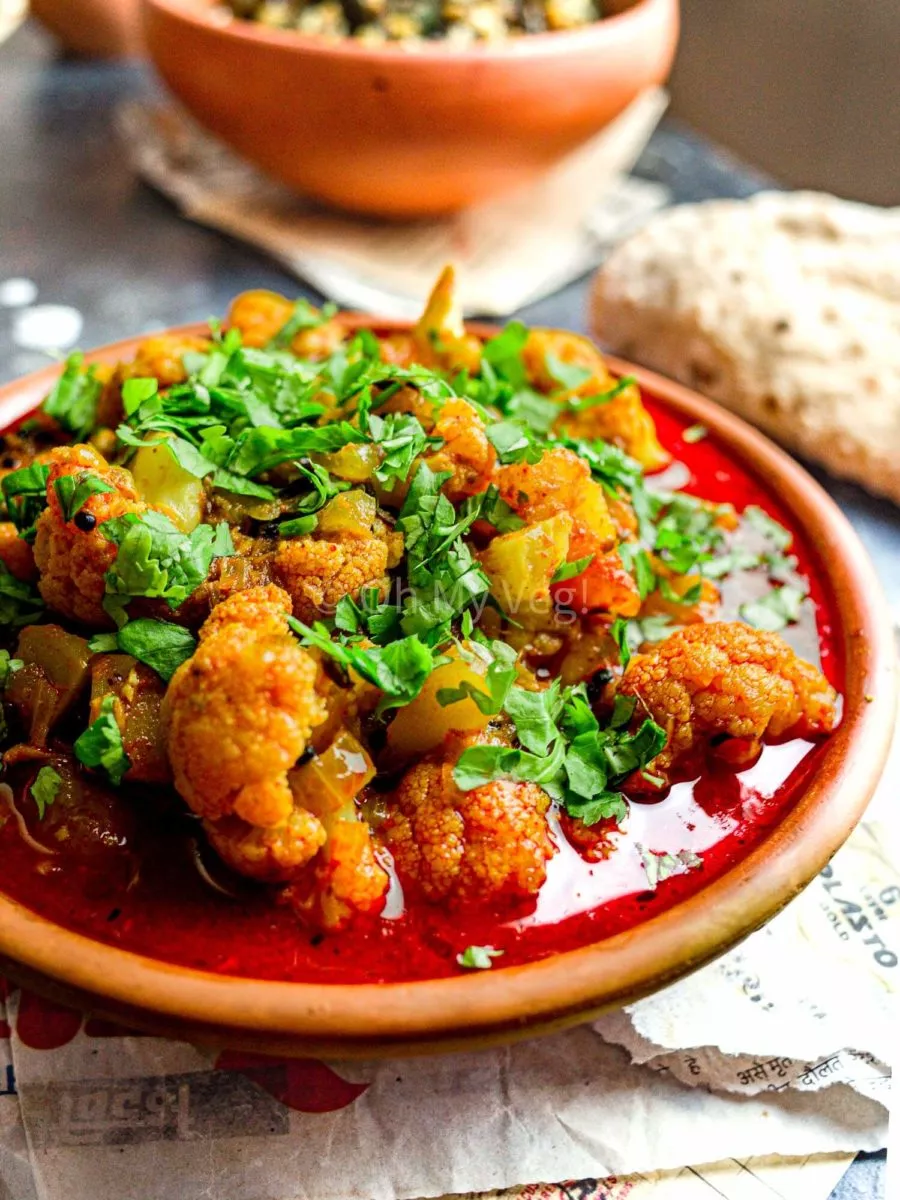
<box><xmin>0</xmin><ymin>317</ymin><xmax>895</xmax><ymax>1058</ymax></box>
<box><xmin>141</xmin><ymin>0</ymin><xmax>679</xmax><ymax>218</ymax></box>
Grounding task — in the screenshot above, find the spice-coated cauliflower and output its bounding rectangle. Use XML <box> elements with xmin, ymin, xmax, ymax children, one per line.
<box><xmin>285</xmin><ymin>817</ymin><xmax>389</xmax><ymax>930</ymax></box>
<box><xmin>495</xmin><ymin>447</ymin><xmax>640</xmax><ymax>616</ymax></box>
<box><xmin>162</xmin><ymin>586</ymin><xmax>327</xmax><ymax>830</ymax></box>
<box><xmin>272</xmin><ymin>493</ymin><xmax>401</xmax><ymax>623</ymax></box>
<box><xmin>424</xmin><ymin>398</ymin><xmax>497</xmax><ymax>502</ymax></box>
<box><xmin>32</xmin><ymin>445</ymin><xmax>150</xmax><ymax>627</ymax></box>
<box><xmin>384</xmin><ymin>732</ymin><xmax>556</xmax><ymax>906</ymax></box>
<box><xmin>204</xmin><ymin>809</ymin><xmax>326</xmax><ymax>884</ymax></box>
<box><xmin>618</xmin><ymin>621</ymin><xmax>839</xmax><ymax>785</ymax></box>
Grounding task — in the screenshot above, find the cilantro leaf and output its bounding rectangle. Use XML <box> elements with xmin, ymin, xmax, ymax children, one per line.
<box><xmin>369</xmin><ymin>412</ymin><xmax>430</xmax><ymax>487</ymax></box>
<box><xmin>288</xmin><ymin>617</ymin><xmax>441</xmax><ymax>712</ymax></box>
<box><xmin>682</xmin><ymin>424</ymin><xmax>708</xmax><ymax>444</ymax></box>
<box><xmin>42</xmin><ymin>353</ymin><xmax>103</xmax><ymax>439</ymax></box>
<box><xmin>436</xmin><ymin>640</ymin><xmax>517</xmax><ymax>716</ymax></box>
<box><xmin>1</xmin><ymin>463</ymin><xmax>50</xmax><ymax>541</ymax></box>
<box><xmin>100</xmin><ymin>511</ymin><xmax>233</xmax><ymax>626</ymax></box>
<box><xmin>503</xmin><ymin>682</ymin><xmax>562</xmax><ymax>755</ymax></box>
<box><xmin>744</xmin><ymin>505</ymin><xmax>792</xmax><ymax>551</ymax></box>
<box><xmin>74</xmin><ymin>695</ymin><xmax>130</xmax><ymax>785</ymax></box>
<box><xmin>545</xmin><ymin>352</ymin><xmax>593</xmax><ymax>392</ymax></box>
<box><xmin>115</xmin><ymin>618</ymin><xmax>197</xmax><ymax>681</ymax></box>
<box><xmin>265</xmin><ymin>298</ymin><xmax>338</xmax><ymax>350</ymax></box>
<box><xmin>277</xmin><ymin>515</ymin><xmax>318</xmax><ymax>537</ymax></box>
<box><xmin>739</xmin><ymin>584</ymin><xmax>807</xmax><ymax>632</ymax></box>
<box><xmin>481</xmin><ymin>322</ymin><xmax>529</xmax><ymax>387</ymax></box>
<box><xmin>225</xmin><ymin>423</ymin><xmax>368</xmax><ymax>477</ymax></box>
<box><xmin>485</xmin><ymin>420</ymin><xmax>542</xmax><ymax>465</ymax></box>
<box><xmin>53</xmin><ymin>471</ymin><xmax>115</xmax><ymax>521</ymax></box>
<box><xmin>637</xmin><ymin>845</ymin><xmax>703</xmax><ymax>891</ymax></box>
<box><xmin>30</xmin><ymin>765</ymin><xmax>62</xmax><ymax>820</ymax></box>
<box><xmin>565</xmin><ymin>375</ymin><xmax>636</xmax><ymax>410</ymax></box>
<box><xmin>457</xmin><ymin>945</ymin><xmax>503</xmax><ymax>970</ymax></box>
<box><xmin>454</xmin><ymin>679</ymin><xmax>666</xmax><ymax>828</ymax></box>
<box><xmin>0</xmin><ymin>650</ymin><xmax>23</xmax><ymax>688</ymax></box>
<box><xmin>551</xmin><ymin>554</ymin><xmax>594</xmax><ymax>584</ymax></box>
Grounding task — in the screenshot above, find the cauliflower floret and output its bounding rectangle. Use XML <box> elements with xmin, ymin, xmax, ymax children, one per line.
<box><xmin>204</xmin><ymin>809</ymin><xmax>326</xmax><ymax>883</ymax></box>
<box><xmin>384</xmin><ymin>733</ymin><xmax>556</xmax><ymax>906</ymax></box>
<box><xmin>559</xmin><ymin>812</ymin><xmax>620</xmax><ymax>862</ymax></box>
<box><xmin>32</xmin><ymin>444</ymin><xmax>149</xmax><ymax>627</ymax></box>
<box><xmin>198</xmin><ymin>581</ymin><xmax>291</xmax><ymax>642</ymax></box>
<box><xmin>424</xmin><ymin>398</ymin><xmax>497</xmax><ymax>502</ymax></box>
<box><xmin>618</xmin><ymin>622</ymin><xmax>839</xmax><ymax>786</ymax></box>
<box><xmin>227</xmin><ymin>289</ymin><xmax>345</xmax><ymax>359</ymax></box>
<box><xmin>0</xmin><ymin>522</ymin><xmax>36</xmax><ymax>582</ymax></box>
<box><xmin>286</xmin><ymin>818</ymin><xmax>388</xmax><ymax>930</ymax></box>
<box><xmin>273</xmin><ymin>527</ymin><xmax>392</xmax><ymax>623</ymax></box>
<box><xmin>162</xmin><ymin>586</ymin><xmax>327</xmax><ymax>829</ymax></box>
<box><xmin>495</xmin><ymin>447</ymin><xmax>639</xmax><ymax>616</ymax></box>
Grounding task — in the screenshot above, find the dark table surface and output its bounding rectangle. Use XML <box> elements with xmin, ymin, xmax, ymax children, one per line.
<box><xmin>0</xmin><ymin>20</ymin><xmax>891</xmax><ymax>1200</ymax></box>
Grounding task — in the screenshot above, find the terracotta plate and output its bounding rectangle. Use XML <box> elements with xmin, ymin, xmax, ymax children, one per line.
<box><xmin>0</xmin><ymin>321</ymin><xmax>895</xmax><ymax>1057</ymax></box>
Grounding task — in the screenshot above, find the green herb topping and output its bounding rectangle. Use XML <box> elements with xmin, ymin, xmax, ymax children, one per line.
<box><xmin>74</xmin><ymin>696</ymin><xmax>130</xmax><ymax>785</ymax></box>
<box><xmin>30</xmin><ymin>765</ymin><xmax>62</xmax><ymax>820</ymax></box>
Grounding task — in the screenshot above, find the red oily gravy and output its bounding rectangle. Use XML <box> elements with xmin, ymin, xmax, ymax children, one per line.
<box><xmin>0</xmin><ymin>394</ymin><xmax>843</xmax><ymax>986</ymax></box>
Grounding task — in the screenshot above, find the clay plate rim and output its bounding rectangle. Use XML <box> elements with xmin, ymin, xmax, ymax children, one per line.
<box><xmin>0</xmin><ymin>318</ymin><xmax>894</xmax><ymax>1057</ymax></box>
<box><xmin>143</xmin><ymin>0</ymin><xmax>673</xmax><ymax>63</ymax></box>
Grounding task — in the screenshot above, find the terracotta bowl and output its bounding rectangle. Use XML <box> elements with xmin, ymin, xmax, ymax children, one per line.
<box><xmin>141</xmin><ymin>0</ymin><xmax>679</xmax><ymax>218</ymax></box>
<box><xmin>30</xmin><ymin>0</ymin><xmax>143</xmax><ymax>57</ymax></box>
<box><xmin>0</xmin><ymin>321</ymin><xmax>895</xmax><ymax>1057</ymax></box>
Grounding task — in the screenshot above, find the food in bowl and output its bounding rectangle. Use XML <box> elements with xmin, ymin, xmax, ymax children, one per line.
<box><xmin>0</xmin><ymin>269</ymin><xmax>841</xmax><ymax>986</ymax></box>
<box><xmin>222</xmin><ymin>0</ymin><xmax>602</xmax><ymax>43</ymax></box>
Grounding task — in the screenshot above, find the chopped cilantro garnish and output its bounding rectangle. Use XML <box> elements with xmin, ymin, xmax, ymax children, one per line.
<box><xmin>288</xmin><ymin>617</ymin><xmax>443</xmax><ymax>713</ymax></box>
<box><xmin>90</xmin><ymin>618</ymin><xmax>197</xmax><ymax>681</ymax></box>
<box><xmin>481</xmin><ymin>322</ymin><xmax>529</xmax><ymax>386</ymax></box>
<box><xmin>396</xmin><ymin>464</ymin><xmax>491</xmax><ymax>643</ymax></box>
<box><xmin>485</xmin><ymin>420</ymin><xmax>542</xmax><ymax>465</ymax></box>
<box><xmin>74</xmin><ymin>695</ymin><xmax>130</xmax><ymax>785</ymax></box>
<box><xmin>611</xmin><ymin>615</ymin><xmax>673</xmax><ymax>667</ymax></box>
<box><xmin>744</xmin><ymin>505</ymin><xmax>792</xmax><ymax>551</ymax></box>
<box><xmin>682</xmin><ymin>424</ymin><xmax>708</xmax><ymax>444</ymax></box>
<box><xmin>545</xmin><ymin>352</ymin><xmax>593</xmax><ymax>392</ymax></box>
<box><xmin>637</xmin><ymin>845</ymin><xmax>703</xmax><ymax>890</ymax></box>
<box><xmin>369</xmin><ymin>412</ymin><xmax>431</xmax><ymax>487</ymax></box>
<box><xmin>100</xmin><ymin>511</ymin><xmax>233</xmax><ymax>626</ymax></box>
<box><xmin>265</xmin><ymin>298</ymin><xmax>338</xmax><ymax>350</ymax></box>
<box><xmin>453</xmin><ymin>680</ymin><xmax>665</xmax><ymax>828</ymax></box>
<box><xmin>551</xmin><ymin>554</ymin><xmax>594</xmax><ymax>584</ymax></box>
<box><xmin>1</xmin><ymin>462</ymin><xmax>50</xmax><ymax>542</ymax></box>
<box><xmin>53</xmin><ymin>471</ymin><xmax>115</xmax><ymax>521</ymax></box>
<box><xmin>739</xmin><ymin>584</ymin><xmax>807</xmax><ymax>632</ymax></box>
<box><xmin>30</xmin><ymin>765</ymin><xmax>62</xmax><ymax>820</ymax></box>
<box><xmin>564</xmin><ymin>375</ymin><xmax>636</xmax><ymax>411</ymax></box>
<box><xmin>436</xmin><ymin>639</ymin><xmax>517</xmax><ymax>716</ymax></box>
<box><xmin>277</xmin><ymin>515</ymin><xmax>318</xmax><ymax>538</ymax></box>
<box><xmin>42</xmin><ymin>352</ymin><xmax>103</xmax><ymax>439</ymax></box>
<box><xmin>0</xmin><ymin>650</ymin><xmax>23</xmax><ymax>688</ymax></box>
<box><xmin>457</xmin><ymin>945</ymin><xmax>504</xmax><ymax>970</ymax></box>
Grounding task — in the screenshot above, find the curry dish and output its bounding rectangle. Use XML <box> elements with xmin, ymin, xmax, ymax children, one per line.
<box><xmin>0</xmin><ymin>269</ymin><xmax>839</xmax><ymax>980</ymax></box>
